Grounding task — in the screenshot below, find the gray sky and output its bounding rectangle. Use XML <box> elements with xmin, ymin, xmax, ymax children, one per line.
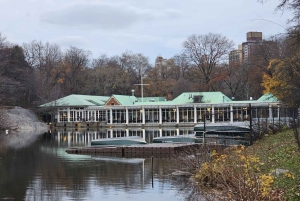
<box><xmin>0</xmin><ymin>0</ymin><xmax>292</xmax><ymax>64</ymax></box>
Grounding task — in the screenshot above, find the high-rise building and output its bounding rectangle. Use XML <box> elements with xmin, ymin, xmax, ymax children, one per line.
<box><xmin>229</xmin><ymin>32</ymin><xmax>263</xmax><ymax>64</ymax></box>
<box><xmin>242</xmin><ymin>32</ymin><xmax>262</xmax><ymax>63</ymax></box>
<box><xmin>229</xmin><ymin>44</ymin><xmax>243</xmax><ymax>64</ymax></box>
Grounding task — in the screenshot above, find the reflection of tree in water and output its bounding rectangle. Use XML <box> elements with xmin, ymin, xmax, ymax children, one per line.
<box><xmin>0</xmin><ymin>131</ymin><xmax>201</xmax><ymax>200</ymax></box>
<box><xmin>0</xmin><ymin>142</ymin><xmax>45</xmax><ymax>200</ymax></box>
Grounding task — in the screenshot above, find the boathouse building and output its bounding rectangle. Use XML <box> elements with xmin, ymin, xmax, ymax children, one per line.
<box><xmin>40</xmin><ymin>92</ymin><xmax>282</xmax><ymax>128</ymax></box>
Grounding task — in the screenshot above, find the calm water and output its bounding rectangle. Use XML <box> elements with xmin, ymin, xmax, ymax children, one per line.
<box><xmin>0</xmin><ymin>128</ymin><xmax>198</xmax><ymax>201</ymax></box>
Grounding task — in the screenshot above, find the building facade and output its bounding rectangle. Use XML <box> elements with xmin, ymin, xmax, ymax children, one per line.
<box><xmin>40</xmin><ymin>92</ymin><xmax>282</xmax><ymax>128</ymax></box>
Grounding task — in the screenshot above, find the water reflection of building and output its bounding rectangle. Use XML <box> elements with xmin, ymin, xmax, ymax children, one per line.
<box><xmin>52</xmin><ymin>128</ymin><xmax>194</xmax><ymax>147</ymax></box>
<box><xmin>40</xmin><ymin>91</ymin><xmax>281</xmax><ymax>128</ymax></box>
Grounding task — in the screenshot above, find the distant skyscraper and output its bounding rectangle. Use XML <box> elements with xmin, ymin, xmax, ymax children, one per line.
<box><xmin>242</xmin><ymin>32</ymin><xmax>262</xmax><ymax>63</ymax></box>
<box><xmin>229</xmin><ymin>44</ymin><xmax>242</xmax><ymax>64</ymax></box>
<box><xmin>229</xmin><ymin>32</ymin><xmax>263</xmax><ymax>64</ymax></box>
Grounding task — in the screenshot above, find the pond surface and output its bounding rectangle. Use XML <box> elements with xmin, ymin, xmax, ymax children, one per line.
<box><xmin>0</xmin><ymin>128</ymin><xmax>199</xmax><ymax>201</ymax></box>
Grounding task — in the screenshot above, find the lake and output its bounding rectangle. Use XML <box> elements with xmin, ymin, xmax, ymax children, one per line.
<box><xmin>0</xmin><ymin>128</ymin><xmax>200</xmax><ymax>201</ymax></box>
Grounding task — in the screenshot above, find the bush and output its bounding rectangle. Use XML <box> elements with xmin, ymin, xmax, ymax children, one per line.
<box><xmin>193</xmin><ymin>146</ymin><xmax>284</xmax><ymax>200</ymax></box>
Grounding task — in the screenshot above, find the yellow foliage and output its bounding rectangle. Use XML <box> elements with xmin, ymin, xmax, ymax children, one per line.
<box><xmin>194</xmin><ymin>146</ymin><xmax>278</xmax><ymax>200</ymax></box>
<box><xmin>262</xmin><ymin>59</ymin><xmax>287</xmax><ymax>94</ymax></box>
<box><xmin>260</xmin><ymin>174</ymin><xmax>274</xmax><ymax>197</ymax></box>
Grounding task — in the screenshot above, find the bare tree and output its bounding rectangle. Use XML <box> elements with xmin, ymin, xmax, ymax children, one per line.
<box><xmin>59</xmin><ymin>46</ymin><xmax>91</xmax><ymax>94</ymax></box>
<box><xmin>23</xmin><ymin>41</ymin><xmax>63</xmax><ymax>105</ymax></box>
<box><xmin>183</xmin><ymin>33</ymin><xmax>234</xmax><ymax>91</ymax></box>
<box><xmin>172</xmin><ymin>53</ymin><xmax>190</xmax><ymax>78</ymax></box>
<box><xmin>0</xmin><ymin>32</ymin><xmax>7</xmax><ymax>48</ymax></box>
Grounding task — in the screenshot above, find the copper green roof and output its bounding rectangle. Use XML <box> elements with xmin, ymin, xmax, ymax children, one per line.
<box><xmin>137</xmin><ymin>97</ymin><xmax>166</xmax><ymax>102</ymax></box>
<box><xmin>110</xmin><ymin>95</ymin><xmax>138</xmax><ymax>105</ymax></box>
<box><xmin>40</xmin><ymin>92</ymin><xmax>279</xmax><ymax>108</ymax></box>
<box><xmin>171</xmin><ymin>92</ymin><xmax>232</xmax><ymax>104</ymax></box>
<box><xmin>40</xmin><ymin>94</ymin><xmax>110</xmax><ymax>107</ymax></box>
<box><xmin>257</xmin><ymin>93</ymin><xmax>278</xmax><ymax>102</ymax></box>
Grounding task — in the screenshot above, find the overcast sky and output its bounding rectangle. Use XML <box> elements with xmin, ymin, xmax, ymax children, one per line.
<box><xmin>0</xmin><ymin>0</ymin><xmax>293</xmax><ymax>64</ymax></box>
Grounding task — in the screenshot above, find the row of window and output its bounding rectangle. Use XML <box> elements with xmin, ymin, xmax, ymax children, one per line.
<box><xmin>58</xmin><ymin>107</ymin><xmax>282</xmax><ymax>123</ymax></box>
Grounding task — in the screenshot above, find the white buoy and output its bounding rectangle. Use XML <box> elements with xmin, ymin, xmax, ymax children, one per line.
<box><xmin>5</xmin><ymin>130</ymin><xmax>8</xmax><ymax>135</ymax></box>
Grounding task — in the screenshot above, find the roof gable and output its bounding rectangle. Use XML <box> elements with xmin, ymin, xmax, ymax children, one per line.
<box><xmin>105</xmin><ymin>95</ymin><xmax>137</xmax><ymax>106</ymax></box>
<box><xmin>257</xmin><ymin>93</ymin><xmax>278</xmax><ymax>102</ymax></box>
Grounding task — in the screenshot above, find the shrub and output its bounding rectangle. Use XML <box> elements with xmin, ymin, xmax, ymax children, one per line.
<box><xmin>193</xmin><ymin>146</ymin><xmax>284</xmax><ymax>200</ymax></box>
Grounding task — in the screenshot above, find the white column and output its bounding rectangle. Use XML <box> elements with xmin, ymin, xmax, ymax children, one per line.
<box><xmin>142</xmin><ymin>107</ymin><xmax>145</xmax><ymax>124</ymax></box>
<box><xmin>142</xmin><ymin>129</ymin><xmax>145</xmax><ymax>140</ymax></box>
<box><xmin>194</xmin><ymin>106</ymin><xmax>197</xmax><ymax>123</ymax></box>
<box><xmin>110</xmin><ymin>108</ymin><xmax>113</xmax><ymax>124</ymax></box>
<box><xmin>159</xmin><ymin>128</ymin><xmax>162</xmax><ymax>137</ymax></box>
<box><xmin>176</xmin><ymin>128</ymin><xmax>179</xmax><ymax>136</ymax></box>
<box><xmin>87</xmin><ymin>110</ymin><xmax>90</xmax><ymax>121</ymax></box>
<box><xmin>230</xmin><ymin>105</ymin><xmax>233</xmax><ymax>123</ymax></box>
<box><xmin>126</xmin><ymin>129</ymin><xmax>129</xmax><ymax>137</ymax></box>
<box><xmin>176</xmin><ymin>107</ymin><xmax>179</xmax><ymax>124</ymax></box>
<box><xmin>159</xmin><ymin>107</ymin><xmax>162</xmax><ymax>124</ymax></box>
<box><xmin>67</xmin><ymin>108</ymin><xmax>70</xmax><ymax>122</ymax></box>
<box><xmin>110</xmin><ymin>129</ymin><xmax>113</xmax><ymax>138</ymax></box>
<box><xmin>57</xmin><ymin>110</ymin><xmax>60</xmax><ymax>122</ymax></box>
<box><xmin>126</xmin><ymin>107</ymin><xmax>129</xmax><ymax>124</ymax></box>
<box><xmin>105</xmin><ymin>110</ymin><xmax>108</xmax><ymax>122</ymax></box>
<box><xmin>212</xmin><ymin>106</ymin><xmax>215</xmax><ymax>123</ymax></box>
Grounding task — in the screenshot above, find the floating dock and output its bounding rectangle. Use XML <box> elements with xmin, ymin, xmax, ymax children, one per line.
<box><xmin>66</xmin><ymin>143</ymin><xmax>225</xmax><ymax>156</ymax></box>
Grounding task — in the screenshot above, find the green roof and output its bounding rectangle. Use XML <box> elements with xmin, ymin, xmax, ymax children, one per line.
<box><xmin>257</xmin><ymin>93</ymin><xmax>278</xmax><ymax>102</ymax></box>
<box><xmin>137</xmin><ymin>97</ymin><xmax>166</xmax><ymax>102</ymax></box>
<box><xmin>110</xmin><ymin>95</ymin><xmax>138</xmax><ymax>105</ymax></box>
<box><xmin>39</xmin><ymin>94</ymin><xmax>110</xmax><ymax>107</ymax></box>
<box><xmin>171</xmin><ymin>92</ymin><xmax>232</xmax><ymax>104</ymax></box>
<box><xmin>40</xmin><ymin>92</ymin><xmax>280</xmax><ymax>108</ymax></box>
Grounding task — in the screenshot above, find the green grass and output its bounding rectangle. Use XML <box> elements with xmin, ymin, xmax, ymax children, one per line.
<box><xmin>247</xmin><ymin>130</ymin><xmax>300</xmax><ymax>200</ymax></box>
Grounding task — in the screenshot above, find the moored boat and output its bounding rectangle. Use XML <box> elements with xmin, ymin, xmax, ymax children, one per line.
<box><xmin>152</xmin><ymin>134</ymin><xmax>198</xmax><ymax>143</ymax></box>
<box><xmin>91</xmin><ymin>136</ymin><xmax>147</xmax><ymax>146</ymax></box>
<box><xmin>194</xmin><ymin>122</ymin><xmax>251</xmax><ymax>137</ymax></box>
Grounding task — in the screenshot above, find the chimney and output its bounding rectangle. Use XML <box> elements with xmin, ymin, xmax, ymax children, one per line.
<box><xmin>166</xmin><ymin>91</ymin><xmax>173</xmax><ymax>101</ymax></box>
<box><xmin>131</xmin><ymin>89</ymin><xmax>135</xmax><ymax>96</ymax></box>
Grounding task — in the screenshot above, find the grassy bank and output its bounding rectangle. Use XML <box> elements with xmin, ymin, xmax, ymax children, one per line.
<box><xmin>247</xmin><ymin>130</ymin><xmax>300</xmax><ymax>200</ymax></box>
<box><xmin>194</xmin><ymin>129</ymin><xmax>300</xmax><ymax>200</ymax></box>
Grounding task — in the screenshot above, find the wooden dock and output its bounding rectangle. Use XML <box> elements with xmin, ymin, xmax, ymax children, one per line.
<box><xmin>66</xmin><ymin>143</ymin><xmax>225</xmax><ymax>156</ymax></box>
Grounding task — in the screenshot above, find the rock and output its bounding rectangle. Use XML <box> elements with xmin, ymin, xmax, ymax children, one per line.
<box><xmin>273</xmin><ymin>168</ymin><xmax>289</xmax><ymax>177</ymax></box>
<box><xmin>0</xmin><ymin>107</ymin><xmax>48</xmax><ymax>133</ymax></box>
<box><xmin>171</xmin><ymin>170</ymin><xmax>192</xmax><ymax>176</ymax></box>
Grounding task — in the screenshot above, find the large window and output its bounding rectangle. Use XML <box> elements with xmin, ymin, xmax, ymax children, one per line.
<box><xmin>233</xmin><ymin>107</ymin><xmax>249</xmax><ymax>122</ymax></box>
<box><xmin>214</xmin><ymin>107</ymin><xmax>230</xmax><ymax>122</ymax></box>
<box><xmin>96</xmin><ymin>110</ymin><xmax>106</xmax><ymax>122</ymax></box>
<box><xmin>128</xmin><ymin>109</ymin><xmax>142</xmax><ymax>123</ymax></box>
<box><xmin>112</xmin><ymin>109</ymin><xmax>126</xmax><ymax>123</ymax></box>
<box><xmin>179</xmin><ymin>107</ymin><xmax>194</xmax><ymax>122</ymax></box>
<box><xmin>59</xmin><ymin>111</ymin><xmax>68</xmax><ymax>122</ymax></box>
<box><xmin>144</xmin><ymin>108</ymin><xmax>159</xmax><ymax>123</ymax></box>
